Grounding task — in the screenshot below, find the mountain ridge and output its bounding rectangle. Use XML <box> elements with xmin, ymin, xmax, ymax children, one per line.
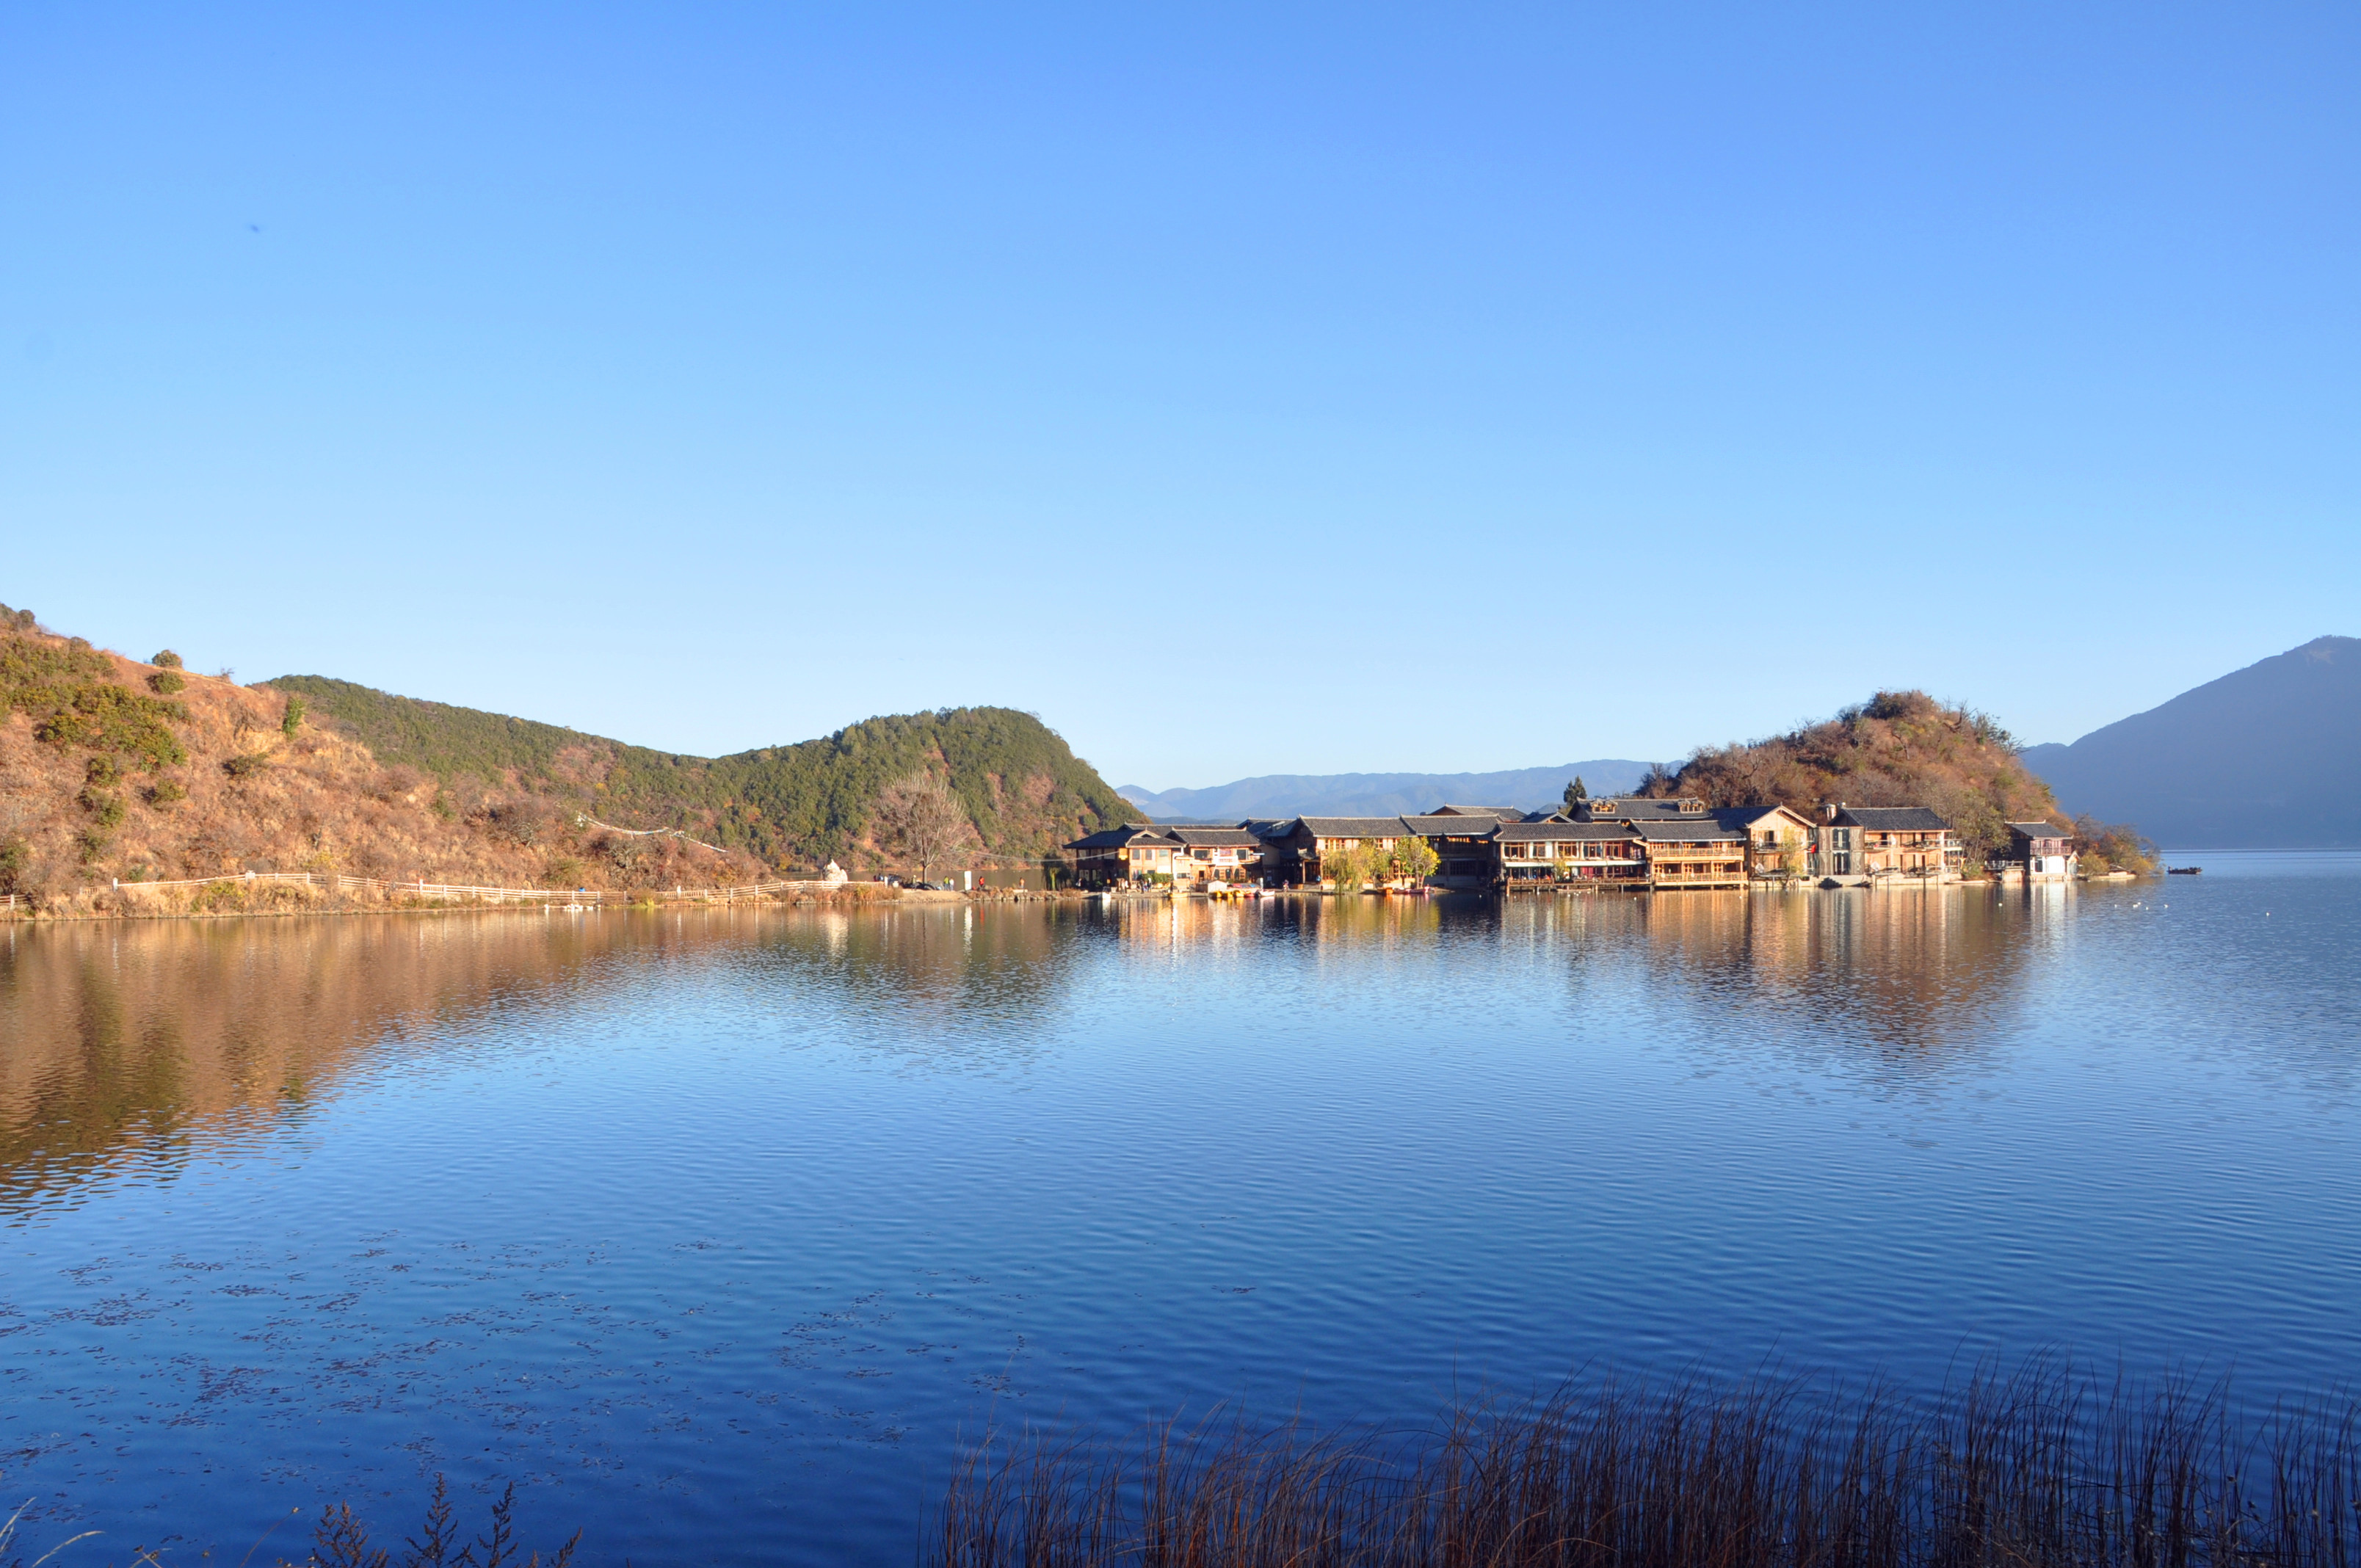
<box><xmin>2018</xmin><ymin>635</ymin><xmax>2359</xmax><ymax>848</ymax></box>
<box><xmin>268</xmin><ymin>675</ymin><xmax>1140</xmax><ymax>866</ymax></box>
<box><xmin>0</xmin><ymin>605</ymin><xmax>1139</xmax><ymax>911</ymax></box>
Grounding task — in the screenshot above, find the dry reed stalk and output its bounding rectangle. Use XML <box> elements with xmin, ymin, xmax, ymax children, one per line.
<box><xmin>932</xmin><ymin>1363</ymin><xmax>2360</xmax><ymax>1568</ymax></box>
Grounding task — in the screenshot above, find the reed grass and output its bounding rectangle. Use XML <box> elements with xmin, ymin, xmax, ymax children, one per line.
<box><xmin>288</xmin><ymin>1478</ymin><xmax>577</xmax><ymax>1568</ymax></box>
<box><xmin>935</xmin><ymin>1362</ymin><xmax>2360</xmax><ymax>1568</ymax></box>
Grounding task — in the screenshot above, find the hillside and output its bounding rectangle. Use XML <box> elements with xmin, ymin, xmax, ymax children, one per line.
<box><xmin>270</xmin><ymin>676</ymin><xmax>1139</xmax><ymax>867</ymax></box>
<box><xmin>1120</xmin><ymin>761</ymin><xmax>1653</xmax><ymax>821</ymax></box>
<box><xmin>1641</xmin><ymin>691</ymin><xmax>2071</xmax><ymax>861</ymax></box>
<box><xmin>0</xmin><ymin>609</ymin><xmax>1136</xmax><ymax>912</ymax></box>
<box><xmin>2019</xmin><ymin>636</ymin><xmax>2360</xmax><ymax>849</ymax></box>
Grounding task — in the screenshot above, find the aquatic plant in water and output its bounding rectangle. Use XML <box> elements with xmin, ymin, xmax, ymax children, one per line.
<box><xmin>935</xmin><ymin>1360</ymin><xmax>2361</xmax><ymax>1568</ymax></box>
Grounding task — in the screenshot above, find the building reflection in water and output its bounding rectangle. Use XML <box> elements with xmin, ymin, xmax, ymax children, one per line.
<box><xmin>0</xmin><ymin>888</ymin><xmax>2071</xmax><ymax>1216</ymax></box>
<box><xmin>1533</xmin><ymin>882</ymin><xmax>2071</xmax><ymax>1081</ymax></box>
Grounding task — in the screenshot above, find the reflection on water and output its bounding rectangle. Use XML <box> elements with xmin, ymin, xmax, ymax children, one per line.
<box><xmin>0</xmin><ymin>904</ymin><xmax>1089</xmax><ymax>1214</ymax></box>
<box><xmin>0</xmin><ymin>874</ymin><xmax>2355</xmax><ymax>1568</ymax></box>
<box><xmin>0</xmin><ymin>879</ymin><xmax>2285</xmax><ymax>1216</ymax></box>
<box><xmin>4</xmin><ymin>890</ymin><xmax>2063</xmax><ymax>1211</ymax></box>
<box><xmin>1</xmin><ymin>916</ymin><xmax>626</xmax><ymax>1215</ymax></box>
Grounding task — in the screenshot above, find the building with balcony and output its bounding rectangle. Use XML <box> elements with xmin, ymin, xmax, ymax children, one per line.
<box><xmin>1807</xmin><ymin>805</ymin><xmax>1961</xmax><ymax>884</ymax></box>
<box><xmin>1711</xmin><ymin>804</ymin><xmax>1818</xmax><ymax>881</ymax></box>
<box><xmin>1063</xmin><ymin>824</ymin><xmax>1266</xmax><ymax>887</ymax></box>
<box><xmin>1631</xmin><ymin>821</ymin><xmax>1751</xmax><ymax>888</ymax></box>
<box><xmin>1494</xmin><ymin>819</ymin><xmax>1648</xmax><ymax>886</ymax></box>
<box><xmin>2003</xmin><ymin>821</ymin><xmax>2076</xmax><ymax>881</ymax></box>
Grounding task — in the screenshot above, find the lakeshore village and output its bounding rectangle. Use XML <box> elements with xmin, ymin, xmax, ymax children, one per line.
<box><xmin>1065</xmin><ymin>799</ymin><xmax>2081</xmax><ymax>894</ymax></box>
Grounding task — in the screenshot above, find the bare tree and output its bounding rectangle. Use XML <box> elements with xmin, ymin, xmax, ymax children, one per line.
<box><xmin>871</xmin><ymin>772</ymin><xmax>976</xmax><ymax>882</ymax></box>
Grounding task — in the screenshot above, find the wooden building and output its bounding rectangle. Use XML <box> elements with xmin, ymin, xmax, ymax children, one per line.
<box><xmin>1711</xmin><ymin>804</ymin><xmax>1818</xmax><ymax>882</ymax></box>
<box><xmin>1063</xmin><ymin>825</ymin><xmax>1265</xmax><ymax>887</ymax></box>
<box><xmin>1063</xmin><ymin>824</ymin><xmax>1186</xmax><ymax>887</ymax></box>
<box><xmin>1493</xmin><ymin>820</ymin><xmax>1648</xmax><ymax>887</ymax></box>
<box><xmin>1258</xmin><ymin>816</ymin><xmax>1412</xmax><ymax>886</ymax></box>
<box><xmin>1631</xmin><ymin>821</ymin><xmax>1751</xmax><ymax>889</ymax></box>
<box><xmin>1166</xmin><ymin>826</ymin><xmax>1265</xmax><ymax>883</ymax></box>
<box><xmin>2003</xmin><ymin>821</ymin><xmax>2076</xmax><ymax>881</ymax></box>
<box><xmin>1807</xmin><ymin>805</ymin><xmax>1960</xmax><ymax>884</ymax></box>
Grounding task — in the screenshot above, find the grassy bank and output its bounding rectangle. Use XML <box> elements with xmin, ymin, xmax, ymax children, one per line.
<box><xmin>935</xmin><ymin>1363</ymin><xmax>2360</xmax><ymax>1568</ymax></box>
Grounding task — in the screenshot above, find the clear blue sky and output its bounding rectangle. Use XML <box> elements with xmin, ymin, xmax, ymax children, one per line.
<box><xmin>5</xmin><ymin>4</ymin><xmax>2354</xmax><ymax>788</ymax></box>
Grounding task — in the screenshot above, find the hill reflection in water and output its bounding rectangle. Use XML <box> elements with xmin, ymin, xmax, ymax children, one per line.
<box><xmin>0</xmin><ymin>886</ymin><xmax>2095</xmax><ymax>1216</ymax></box>
<box><xmin>0</xmin><ymin>904</ymin><xmax>1094</xmax><ymax>1215</ymax></box>
<box><xmin>0</xmin><ymin>874</ymin><xmax>2354</xmax><ymax>1568</ymax></box>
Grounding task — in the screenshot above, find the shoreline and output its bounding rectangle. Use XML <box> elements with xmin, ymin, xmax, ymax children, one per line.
<box><xmin>1</xmin><ymin>874</ymin><xmax>2158</xmax><ymax>922</ymax></box>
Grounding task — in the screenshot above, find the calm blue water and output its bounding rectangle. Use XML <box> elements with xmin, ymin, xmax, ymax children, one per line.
<box><xmin>2</xmin><ymin>856</ymin><xmax>2357</xmax><ymax>1565</ymax></box>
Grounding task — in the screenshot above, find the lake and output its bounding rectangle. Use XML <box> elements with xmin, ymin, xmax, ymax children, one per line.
<box><xmin>3</xmin><ymin>856</ymin><xmax>2357</xmax><ymax>1566</ymax></box>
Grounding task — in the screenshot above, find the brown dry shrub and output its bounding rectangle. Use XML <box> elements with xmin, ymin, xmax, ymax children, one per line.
<box><xmin>366</xmin><ymin>764</ymin><xmax>422</xmax><ymax>803</ymax></box>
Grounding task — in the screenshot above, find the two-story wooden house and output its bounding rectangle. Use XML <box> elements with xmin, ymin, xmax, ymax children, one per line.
<box><xmin>1630</xmin><ymin>821</ymin><xmax>1750</xmax><ymax>888</ymax></box>
<box><xmin>1493</xmin><ymin>819</ymin><xmax>1648</xmax><ymax>887</ymax></box>
<box><xmin>1256</xmin><ymin>816</ymin><xmax>1415</xmax><ymax>886</ymax></box>
<box><xmin>1063</xmin><ymin>824</ymin><xmax>1186</xmax><ymax>886</ymax></box>
<box><xmin>1711</xmin><ymin>804</ymin><xmax>1818</xmax><ymax>882</ymax></box>
<box><xmin>2003</xmin><ymin>821</ymin><xmax>2076</xmax><ymax>881</ymax></box>
<box><xmin>1807</xmin><ymin>805</ymin><xmax>1959</xmax><ymax>884</ymax></box>
<box><xmin>1066</xmin><ymin>824</ymin><xmax>1271</xmax><ymax>886</ymax></box>
<box><xmin>1165</xmin><ymin>826</ymin><xmax>1265</xmax><ymax>883</ymax></box>
<box><xmin>1562</xmin><ymin>796</ymin><xmax>1749</xmax><ymax>889</ymax></box>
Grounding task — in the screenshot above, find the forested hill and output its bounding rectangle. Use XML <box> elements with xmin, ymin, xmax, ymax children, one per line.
<box><xmin>1640</xmin><ymin>690</ymin><xmax>2067</xmax><ymax>860</ymax></box>
<box><xmin>269</xmin><ymin>675</ymin><xmax>1140</xmax><ymax>866</ymax></box>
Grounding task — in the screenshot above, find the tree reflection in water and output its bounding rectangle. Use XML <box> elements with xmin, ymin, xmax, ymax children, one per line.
<box><xmin>0</xmin><ymin>914</ymin><xmax>656</xmax><ymax>1216</ymax></box>
<box><xmin>0</xmin><ymin>880</ymin><xmax>2269</xmax><ymax>1220</ymax></box>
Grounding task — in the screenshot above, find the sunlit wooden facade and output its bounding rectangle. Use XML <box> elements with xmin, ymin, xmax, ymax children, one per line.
<box><xmin>1807</xmin><ymin>805</ymin><xmax>1962</xmax><ymax>883</ymax></box>
<box><xmin>1070</xmin><ymin>798</ymin><xmax>1960</xmax><ymax>893</ymax></box>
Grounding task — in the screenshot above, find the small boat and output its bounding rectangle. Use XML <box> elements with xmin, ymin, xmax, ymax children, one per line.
<box><xmin>2166</xmin><ymin>866</ymin><xmax>2202</xmax><ymax>875</ymax></box>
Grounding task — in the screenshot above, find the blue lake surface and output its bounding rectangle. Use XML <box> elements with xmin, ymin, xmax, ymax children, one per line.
<box><xmin>2</xmin><ymin>855</ymin><xmax>2357</xmax><ymax>1565</ymax></box>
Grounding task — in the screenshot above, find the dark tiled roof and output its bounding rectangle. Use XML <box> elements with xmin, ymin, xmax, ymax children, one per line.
<box><xmin>1399</xmin><ymin>814</ymin><xmax>1495</xmax><ymax>837</ymax></box>
<box><xmin>1166</xmin><ymin>827</ymin><xmax>1261</xmax><ymax>848</ymax></box>
<box><xmin>1632</xmin><ymin>821</ymin><xmax>1747</xmax><ymax>843</ymax></box>
<box><xmin>1425</xmin><ymin>805</ymin><xmax>1524</xmax><ymax>820</ymax></box>
<box><xmin>2008</xmin><ymin>821</ymin><xmax>2070</xmax><ymax>839</ymax></box>
<box><xmin>1832</xmin><ymin>806</ymin><xmax>1951</xmax><ymax>832</ymax></box>
<box><xmin>1498</xmin><ymin>821</ymin><xmax>1641</xmax><ymax>843</ymax></box>
<box><xmin>1297</xmin><ymin>816</ymin><xmax>1415</xmax><ymax>838</ymax></box>
<box><xmin>1712</xmin><ymin>805</ymin><xmax>1808</xmax><ymax>830</ymax></box>
<box><xmin>1065</xmin><ymin>825</ymin><xmax>1181</xmax><ymax>850</ymax></box>
<box><xmin>1574</xmin><ymin>799</ymin><xmax>1711</xmax><ymax>821</ymax></box>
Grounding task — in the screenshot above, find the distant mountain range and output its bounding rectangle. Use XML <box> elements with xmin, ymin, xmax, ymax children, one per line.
<box><xmin>1117</xmin><ymin>762</ymin><xmax>1653</xmax><ymax>822</ymax></box>
<box><xmin>2020</xmin><ymin>635</ymin><xmax>2360</xmax><ymax>849</ymax></box>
